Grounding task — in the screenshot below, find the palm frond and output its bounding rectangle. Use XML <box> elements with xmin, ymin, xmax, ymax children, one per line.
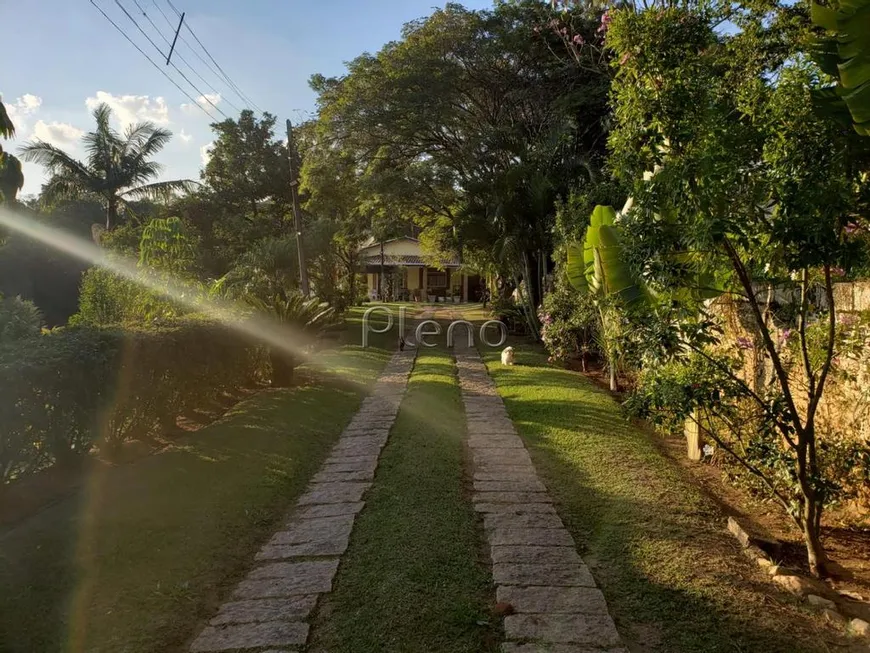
<box><xmin>130</xmin><ymin>127</ymin><xmax>172</xmax><ymax>161</ymax></box>
<box><xmin>121</xmin><ymin>179</ymin><xmax>198</xmax><ymax>201</ymax></box>
<box><xmin>39</xmin><ymin>173</ymin><xmax>99</xmax><ymax>208</ymax></box>
<box><xmin>0</xmin><ymin>100</ymin><xmax>15</xmax><ymax>139</ymax></box>
<box><xmin>19</xmin><ymin>140</ymin><xmax>93</xmax><ymax>179</ymax></box>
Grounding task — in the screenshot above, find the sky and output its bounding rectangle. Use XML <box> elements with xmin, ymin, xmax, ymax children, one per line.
<box><xmin>2</xmin><ymin>0</ymin><xmax>492</xmax><ymax>198</ymax></box>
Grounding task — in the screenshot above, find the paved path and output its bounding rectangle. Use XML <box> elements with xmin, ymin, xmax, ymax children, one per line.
<box><xmin>189</xmin><ymin>347</ymin><xmax>416</xmax><ymax>652</ymax></box>
<box><xmin>455</xmin><ymin>347</ymin><xmax>626</xmax><ymax>653</ymax></box>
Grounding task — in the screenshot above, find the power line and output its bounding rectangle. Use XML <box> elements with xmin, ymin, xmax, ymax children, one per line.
<box><xmin>112</xmin><ymin>0</ymin><xmax>230</xmax><ymax>120</ymax></box>
<box><xmin>129</xmin><ymin>0</ymin><xmax>244</xmax><ymax>115</ymax></box>
<box><xmin>89</xmin><ymin>0</ymin><xmax>218</xmax><ymax>122</ymax></box>
<box><xmin>163</xmin><ymin>0</ymin><xmax>263</xmax><ymax>114</ymax></box>
<box><xmin>150</xmin><ymin>0</ymin><xmax>256</xmax><ymax>113</ymax></box>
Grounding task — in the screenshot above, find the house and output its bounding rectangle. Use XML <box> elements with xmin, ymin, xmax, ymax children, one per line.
<box><xmin>359</xmin><ymin>237</ymin><xmax>483</xmax><ymax>302</ymax></box>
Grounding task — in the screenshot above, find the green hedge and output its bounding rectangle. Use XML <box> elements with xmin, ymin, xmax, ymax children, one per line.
<box><xmin>0</xmin><ymin>320</ymin><xmax>266</xmax><ymax>484</ymax></box>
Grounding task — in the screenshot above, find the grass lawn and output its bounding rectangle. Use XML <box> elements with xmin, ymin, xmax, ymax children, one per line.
<box><xmin>309</xmin><ymin>348</ymin><xmax>499</xmax><ymax>653</ymax></box>
<box><xmin>0</xmin><ymin>338</ymin><xmax>391</xmax><ymax>653</ymax></box>
<box><xmin>479</xmin><ymin>343</ymin><xmax>857</xmax><ymax>653</ymax></box>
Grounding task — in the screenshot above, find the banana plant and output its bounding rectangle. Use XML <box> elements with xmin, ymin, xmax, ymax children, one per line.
<box><xmin>811</xmin><ymin>0</ymin><xmax>870</xmax><ymax>136</ymax></box>
<box><xmin>566</xmin><ymin>205</ymin><xmax>647</xmax><ymax>391</ymax></box>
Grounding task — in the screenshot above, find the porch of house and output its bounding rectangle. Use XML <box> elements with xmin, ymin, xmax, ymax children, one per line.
<box><xmin>364</xmin><ymin>266</ymin><xmax>483</xmax><ymax>303</ymax></box>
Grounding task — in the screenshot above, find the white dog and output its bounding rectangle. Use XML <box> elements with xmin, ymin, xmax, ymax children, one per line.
<box><xmin>501</xmin><ymin>346</ymin><xmax>515</xmax><ymax>366</ymax></box>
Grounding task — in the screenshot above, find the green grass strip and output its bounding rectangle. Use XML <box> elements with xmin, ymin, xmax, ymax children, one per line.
<box><xmin>311</xmin><ymin>349</ymin><xmax>499</xmax><ymax>653</ymax></box>
<box><xmin>0</xmin><ymin>345</ymin><xmax>390</xmax><ymax>653</ymax></box>
<box><xmin>481</xmin><ymin>345</ymin><xmax>847</xmax><ymax>653</ymax></box>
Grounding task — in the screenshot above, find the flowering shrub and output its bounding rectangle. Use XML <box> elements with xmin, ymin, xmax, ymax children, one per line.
<box><xmin>539</xmin><ymin>275</ymin><xmax>600</xmax><ymax>369</ymax></box>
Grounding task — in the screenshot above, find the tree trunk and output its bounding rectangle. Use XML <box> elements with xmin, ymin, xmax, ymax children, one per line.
<box><xmin>378</xmin><ymin>241</ymin><xmax>384</xmax><ymax>301</ymax></box>
<box><xmin>802</xmin><ymin>497</ymin><xmax>829</xmax><ymax>577</ymax></box>
<box><xmin>270</xmin><ymin>349</ymin><xmax>296</xmax><ymax>387</ymax></box>
<box><xmin>106</xmin><ymin>197</ymin><xmax>117</xmax><ymax>231</ymax></box>
<box><xmin>609</xmin><ymin>358</ymin><xmax>618</xmax><ymax>393</ymax></box>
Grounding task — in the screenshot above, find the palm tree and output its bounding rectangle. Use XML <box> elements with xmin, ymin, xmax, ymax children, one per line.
<box><xmin>0</xmin><ymin>99</ymin><xmax>15</xmax><ymax>139</ymax></box>
<box><xmin>19</xmin><ymin>103</ymin><xmax>196</xmax><ymax>230</ymax></box>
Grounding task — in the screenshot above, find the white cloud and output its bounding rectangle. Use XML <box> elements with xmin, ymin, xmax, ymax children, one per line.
<box><xmin>200</xmin><ymin>141</ymin><xmax>214</xmax><ymax>167</ymax></box>
<box><xmin>197</xmin><ymin>93</ymin><xmax>221</xmax><ymax>109</ymax></box>
<box><xmin>180</xmin><ymin>93</ymin><xmax>222</xmax><ymax>119</ymax></box>
<box><xmin>3</xmin><ymin>93</ymin><xmax>43</xmax><ymax>135</ymax></box>
<box><xmin>32</xmin><ymin>120</ymin><xmax>84</xmax><ymax>148</ymax></box>
<box><xmin>178</xmin><ymin>128</ymin><xmax>192</xmax><ymax>144</ymax></box>
<box><xmin>85</xmin><ymin>91</ymin><xmax>169</xmax><ymax>129</ymax></box>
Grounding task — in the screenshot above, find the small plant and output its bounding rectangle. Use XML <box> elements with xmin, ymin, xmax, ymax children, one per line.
<box><xmin>245</xmin><ymin>292</ymin><xmax>341</xmax><ymax>387</ymax></box>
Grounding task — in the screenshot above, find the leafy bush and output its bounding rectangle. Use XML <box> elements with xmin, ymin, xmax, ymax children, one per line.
<box><xmin>0</xmin><ymin>294</ymin><xmax>43</xmax><ymax>341</ymax></box>
<box><xmin>0</xmin><ymin>320</ymin><xmax>266</xmax><ymax>482</ymax></box>
<box><xmin>245</xmin><ymin>292</ymin><xmax>341</xmax><ymax>387</ymax></box>
<box><xmin>491</xmin><ymin>297</ymin><xmax>528</xmax><ymax>335</ymax></box>
<box><xmin>539</xmin><ymin>274</ymin><xmax>600</xmax><ymax>369</ymax></box>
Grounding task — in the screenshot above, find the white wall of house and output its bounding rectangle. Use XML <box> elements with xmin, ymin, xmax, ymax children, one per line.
<box><xmin>358</xmin><ymin>238</ymin><xmax>425</xmax><ymax>259</ymax></box>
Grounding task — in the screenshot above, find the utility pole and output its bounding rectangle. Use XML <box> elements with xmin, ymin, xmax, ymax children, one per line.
<box><xmin>286</xmin><ymin>119</ymin><xmax>310</xmax><ymax>297</ymax></box>
<box><xmin>166</xmin><ymin>12</ymin><xmax>185</xmax><ymax>66</ymax></box>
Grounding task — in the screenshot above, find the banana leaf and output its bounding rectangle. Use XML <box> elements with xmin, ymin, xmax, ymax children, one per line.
<box><xmin>811</xmin><ymin>0</ymin><xmax>870</xmax><ymax>136</ymax></box>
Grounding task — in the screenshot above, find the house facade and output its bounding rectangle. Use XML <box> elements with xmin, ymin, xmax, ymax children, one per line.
<box><xmin>359</xmin><ymin>237</ymin><xmax>482</xmax><ymax>302</ymax></box>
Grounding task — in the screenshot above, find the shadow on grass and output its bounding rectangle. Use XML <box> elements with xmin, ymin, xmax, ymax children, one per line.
<box><xmin>480</xmin><ymin>346</ymin><xmax>861</xmax><ymax>653</ymax></box>
<box><xmin>0</xmin><ymin>347</ymin><xmax>390</xmax><ymax>653</ymax></box>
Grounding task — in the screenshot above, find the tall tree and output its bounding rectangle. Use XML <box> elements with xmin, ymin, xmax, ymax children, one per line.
<box><xmin>201</xmin><ymin>110</ymin><xmax>291</xmax><ymax>219</ymax></box>
<box><xmin>308</xmin><ymin>1</ymin><xmax>612</xmax><ymax>332</ymax></box>
<box><xmin>608</xmin><ymin>3</ymin><xmax>870</xmax><ymax>577</ymax></box>
<box><xmin>20</xmin><ymin>103</ymin><xmax>193</xmax><ymax>230</ymax></box>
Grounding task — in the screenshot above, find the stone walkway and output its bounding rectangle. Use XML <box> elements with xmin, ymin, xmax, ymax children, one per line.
<box><xmin>189</xmin><ymin>348</ymin><xmax>416</xmax><ymax>652</ymax></box>
<box><xmin>456</xmin><ymin>348</ymin><xmax>626</xmax><ymax>653</ymax></box>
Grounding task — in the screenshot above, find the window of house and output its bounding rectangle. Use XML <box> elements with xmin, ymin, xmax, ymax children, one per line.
<box><xmin>427</xmin><ymin>272</ymin><xmax>447</xmax><ymax>288</ymax></box>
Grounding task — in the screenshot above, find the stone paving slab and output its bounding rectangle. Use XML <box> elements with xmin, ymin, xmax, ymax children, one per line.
<box><xmin>503</xmin><ymin>614</ymin><xmax>622</xmax><ymax>646</ymax></box>
<box><xmin>497</xmin><ymin>585</ymin><xmax>611</xmax><ymax>615</ymax></box>
<box><xmin>474</xmin><ymin>502</ymin><xmax>557</xmax><ymax>514</ymax></box>
<box><xmin>311</xmin><ymin>470</ymin><xmax>374</xmax><ymax>483</ymax></box>
<box><xmin>489</xmin><ymin>527</ymin><xmax>576</xmax><ymax>547</ymax></box>
<box><xmin>455</xmin><ymin>348</ymin><xmax>623</xmax><ymax>652</ymax></box>
<box><xmin>190</xmin><ymin>622</ymin><xmax>308</xmax><ymax>651</ymax></box>
<box><xmin>492</xmin><ymin>562</ymin><xmax>597</xmax><ymax>587</ymax></box>
<box><xmin>502</xmin><ymin>645</ymin><xmax>628</xmax><ymax>653</ymax></box>
<box><xmin>297</xmin><ymin>481</ymin><xmax>371</xmax><ymax>505</ymax></box>
<box><xmin>294</xmin><ymin>502</ymin><xmax>364</xmax><ymax>520</ymax></box>
<box><xmin>475</xmin><ymin>479</ymin><xmax>547</xmax><ymax>493</ymax></box>
<box><xmin>269</xmin><ymin>515</ymin><xmax>355</xmax><ymax>544</ymax></box>
<box><xmin>256</xmin><ymin>537</ymin><xmax>349</xmax><ymax>559</ymax></box>
<box><xmin>483</xmin><ymin>512</ymin><xmax>564</xmax><ymax>531</ymax></box>
<box><xmin>490</xmin><ymin>545</ymin><xmax>583</xmax><ymax>566</ymax></box>
<box><xmin>190</xmin><ymin>348</ymin><xmax>417</xmax><ymax>652</ymax></box>
<box><xmin>473</xmin><ymin>491</ymin><xmax>553</xmax><ymax>505</ymax></box>
<box><xmin>210</xmin><ymin>596</ymin><xmax>319</xmax><ymax>625</ymax></box>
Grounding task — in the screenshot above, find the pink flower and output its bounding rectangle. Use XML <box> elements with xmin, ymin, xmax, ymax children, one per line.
<box><xmin>830</xmin><ymin>266</ymin><xmax>846</xmax><ymax>277</ymax></box>
<box><xmin>839</xmin><ymin>313</ymin><xmax>858</xmax><ymax>326</ymax></box>
<box><xmin>573</xmin><ymin>33</ymin><xmax>584</xmax><ymax>45</ymax></box>
<box><xmin>736</xmin><ymin>336</ymin><xmax>753</xmax><ymax>350</ymax></box>
<box><xmin>845</xmin><ymin>222</ymin><xmax>861</xmax><ymax>235</ymax></box>
<box><xmin>778</xmin><ymin>328</ymin><xmax>791</xmax><ymax>345</ymax></box>
<box><xmin>597</xmin><ymin>10</ymin><xmax>612</xmax><ymax>34</ymax></box>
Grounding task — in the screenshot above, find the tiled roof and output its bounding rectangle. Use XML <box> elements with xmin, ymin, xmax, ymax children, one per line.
<box><xmin>360</xmin><ymin>254</ymin><xmax>460</xmax><ymax>267</ymax></box>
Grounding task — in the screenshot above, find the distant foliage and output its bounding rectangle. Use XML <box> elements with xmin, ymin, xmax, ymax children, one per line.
<box><xmin>0</xmin><ymin>294</ymin><xmax>43</xmax><ymax>341</ymax></box>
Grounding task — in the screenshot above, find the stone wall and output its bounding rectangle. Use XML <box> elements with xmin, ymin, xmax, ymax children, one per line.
<box><xmin>711</xmin><ymin>282</ymin><xmax>870</xmax><ymax>526</ymax></box>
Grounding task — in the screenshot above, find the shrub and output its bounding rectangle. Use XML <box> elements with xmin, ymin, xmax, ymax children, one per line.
<box><xmin>0</xmin><ymin>294</ymin><xmax>43</xmax><ymax>341</ymax></box>
<box><xmin>539</xmin><ymin>275</ymin><xmax>600</xmax><ymax>369</ymax></box>
<box><xmin>491</xmin><ymin>297</ymin><xmax>528</xmax><ymax>335</ymax></box>
<box><xmin>0</xmin><ymin>320</ymin><xmax>266</xmax><ymax>482</ymax></box>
